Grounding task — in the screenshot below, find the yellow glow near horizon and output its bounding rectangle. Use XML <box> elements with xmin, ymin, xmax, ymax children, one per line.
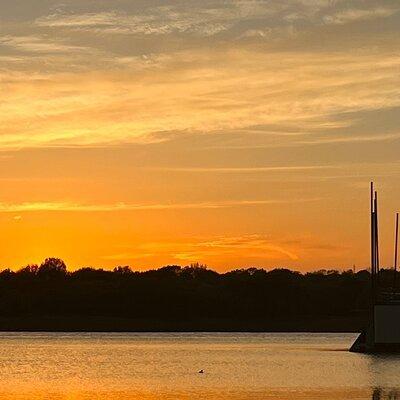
<box><xmin>0</xmin><ymin>1</ymin><xmax>400</xmax><ymax>271</ymax></box>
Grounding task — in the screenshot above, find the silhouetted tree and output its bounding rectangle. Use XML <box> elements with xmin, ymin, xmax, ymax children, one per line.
<box><xmin>0</xmin><ymin>258</ymin><xmax>380</xmax><ymax>330</ymax></box>
<box><xmin>17</xmin><ymin>265</ymin><xmax>39</xmax><ymax>276</ymax></box>
<box><xmin>114</xmin><ymin>266</ymin><xmax>132</xmax><ymax>275</ymax></box>
<box><xmin>38</xmin><ymin>258</ymin><xmax>67</xmax><ymax>279</ymax></box>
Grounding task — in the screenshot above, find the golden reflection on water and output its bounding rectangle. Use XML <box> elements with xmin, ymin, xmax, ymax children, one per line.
<box><xmin>0</xmin><ymin>389</ymin><xmax>396</xmax><ymax>400</ymax></box>
<box><xmin>0</xmin><ymin>333</ymin><xmax>399</xmax><ymax>400</ymax></box>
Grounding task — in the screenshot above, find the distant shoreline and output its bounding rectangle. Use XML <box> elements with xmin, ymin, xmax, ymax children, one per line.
<box><xmin>0</xmin><ymin>315</ymin><xmax>367</xmax><ymax>333</ymax></box>
<box><xmin>0</xmin><ymin>263</ymin><xmax>374</xmax><ymax>333</ymax></box>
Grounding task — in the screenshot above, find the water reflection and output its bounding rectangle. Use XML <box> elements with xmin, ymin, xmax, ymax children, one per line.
<box><xmin>366</xmin><ymin>353</ymin><xmax>400</xmax><ymax>392</ymax></box>
<box><xmin>0</xmin><ymin>333</ymin><xmax>398</xmax><ymax>399</ymax></box>
<box><xmin>0</xmin><ymin>388</ymin><xmax>395</xmax><ymax>400</ymax></box>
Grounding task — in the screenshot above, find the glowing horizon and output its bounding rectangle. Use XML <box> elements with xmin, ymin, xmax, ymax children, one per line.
<box><xmin>1</xmin><ymin>0</ymin><xmax>400</xmax><ymax>271</ymax></box>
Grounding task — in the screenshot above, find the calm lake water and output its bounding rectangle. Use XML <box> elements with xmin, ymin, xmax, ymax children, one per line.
<box><xmin>0</xmin><ymin>332</ymin><xmax>398</xmax><ymax>399</ymax></box>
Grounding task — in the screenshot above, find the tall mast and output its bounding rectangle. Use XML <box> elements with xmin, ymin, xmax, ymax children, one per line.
<box><xmin>370</xmin><ymin>183</ymin><xmax>380</xmax><ymax>304</ymax></box>
<box><xmin>375</xmin><ymin>191</ymin><xmax>380</xmax><ymax>277</ymax></box>
<box><xmin>371</xmin><ymin>183</ymin><xmax>376</xmax><ymax>302</ymax></box>
<box><xmin>393</xmin><ymin>213</ymin><xmax>399</xmax><ymax>294</ymax></box>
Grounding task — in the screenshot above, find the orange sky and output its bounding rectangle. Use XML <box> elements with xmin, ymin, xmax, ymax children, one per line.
<box><xmin>0</xmin><ymin>0</ymin><xmax>400</xmax><ymax>271</ymax></box>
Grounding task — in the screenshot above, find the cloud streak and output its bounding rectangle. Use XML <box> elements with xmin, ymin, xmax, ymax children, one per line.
<box><xmin>101</xmin><ymin>233</ymin><xmax>348</xmax><ymax>267</ymax></box>
<box><xmin>0</xmin><ymin>198</ymin><xmax>322</xmax><ymax>213</ymax></box>
<box><xmin>0</xmin><ymin>35</ymin><xmax>88</xmax><ymax>54</ymax></box>
<box><xmin>36</xmin><ymin>8</ymin><xmax>233</xmax><ymax>36</ymax></box>
<box><xmin>34</xmin><ymin>2</ymin><xmax>400</xmax><ymax>38</ymax></box>
<box><xmin>323</xmin><ymin>6</ymin><xmax>398</xmax><ymax>25</ymax></box>
<box><xmin>151</xmin><ymin>165</ymin><xmax>340</xmax><ymax>173</ymax></box>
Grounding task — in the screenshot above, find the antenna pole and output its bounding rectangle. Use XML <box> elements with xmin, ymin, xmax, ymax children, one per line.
<box><xmin>375</xmin><ymin>192</ymin><xmax>380</xmax><ymax>277</ymax></box>
<box><xmin>371</xmin><ymin>183</ymin><xmax>376</xmax><ymax>303</ymax></box>
<box><xmin>393</xmin><ymin>213</ymin><xmax>399</xmax><ymax>295</ymax></box>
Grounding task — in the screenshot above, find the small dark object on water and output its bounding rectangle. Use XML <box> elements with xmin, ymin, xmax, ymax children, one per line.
<box><xmin>198</xmin><ymin>370</ymin><xmax>204</xmax><ymax>374</ymax></box>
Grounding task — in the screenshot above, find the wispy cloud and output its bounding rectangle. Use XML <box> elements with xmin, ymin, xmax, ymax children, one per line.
<box><xmin>0</xmin><ymin>0</ymin><xmax>397</xmax><ymax>150</ymax></box>
<box><xmin>0</xmin><ymin>48</ymin><xmax>399</xmax><ymax>150</ymax></box>
<box><xmin>301</xmin><ymin>132</ymin><xmax>400</xmax><ymax>145</ymax></box>
<box><xmin>151</xmin><ymin>165</ymin><xmax>339</xmax><ymax>173</ymax></box>
<box><xmin>101</xmin><ymin>234</ymin><xmax>301</xmax><ymax>264</ymax></box>
<box><xmin>0</xmin><ymin>35</ymin><xmax>88</xmax><ymax>54</ymax></box>
<box><xmin>102</xmin><ymin>233</ymin><xmax>348</xmax><ymax>266</ymax></box>
<box><xmin>36</xmin><ymin>8</ymin><xmax>233</xmax><ymax>36</ymax></box>
<box><xmin>34</xmin><ymin>2</ymin><xmax>400</xmax><ymax>41</ymax></box>
<box><xmin>323</xmin><ymin>6</ymin><xmax>398</xmax><ymax>25</ymax></box>
<box><xmin>0</xmin><ymin>198</ymin><xmax>322</xmax><ymax>213</ymax></box>
<box><xmin>189</xmin><ymin>235</ymin><xmax>300</xmax><ymax>261</ymax></box>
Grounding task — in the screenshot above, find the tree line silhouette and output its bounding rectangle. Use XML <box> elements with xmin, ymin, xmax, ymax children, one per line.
<box><xmin>0</xmin><ymin>258</ymin><xmax>393</xmax><ymax>331</ymax></box>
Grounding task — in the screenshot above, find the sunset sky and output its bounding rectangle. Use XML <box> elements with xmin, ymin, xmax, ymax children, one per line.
<box><xmin>0</xmin><ymin>0</ymin><xmax>399</xmax><ymax>271</ymax></box>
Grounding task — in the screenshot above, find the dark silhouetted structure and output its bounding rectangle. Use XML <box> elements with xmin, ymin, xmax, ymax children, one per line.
<box><xmin>351</xmin><ymin>184</ymin><xmax>400</xmax><ymax>353</ymax></box>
